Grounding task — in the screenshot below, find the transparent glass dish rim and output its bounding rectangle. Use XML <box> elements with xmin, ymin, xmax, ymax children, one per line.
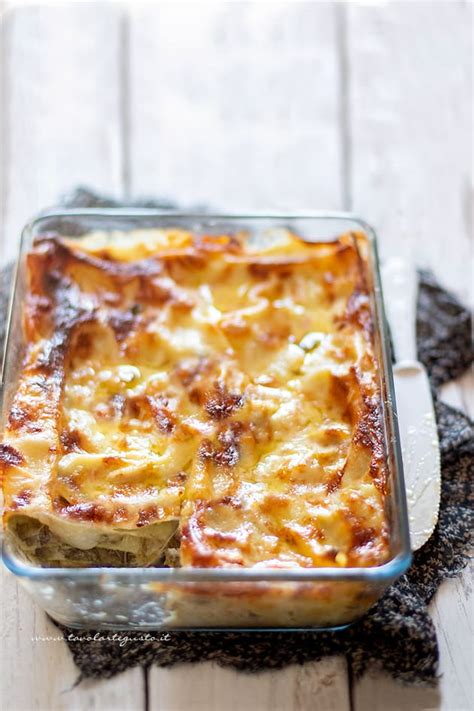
<box><xmin>0</xmin><ymin>208</ymin><xmax>412</xmax><ymax>585</ymax></box>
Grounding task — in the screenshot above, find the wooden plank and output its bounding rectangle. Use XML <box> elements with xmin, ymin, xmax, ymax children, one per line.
<box><xmin>0</xmin><ymin>0</ymin><xmax>8</xmax><ymax>268</ymax></box>
<box><xmin>347</xmin><ymin>0</ymin><xmax>472</xmax><ymax>304</ymax></box>
<box><xmin>0</xmin><ymin>568</ymin><xmax>144</xmax><ymax>711</ymax></box>
<box><xmin>0</xmin><ymin>4</ymin><xmax>145</xmax><ymax>709</ymax></box>
<box><xmin>348</xmin><ymin>3</ymin><xmax>472</xmax><ymax>708</ymax></box>
<box><xmin>129</xmin><ymin>1</ymin><xmax>344</xmax><ymax>210</ymax></box>
<box><xmin>430</xmin><ymin>567</ymin><xmax>473</xmax><ymax>711</ymax></box>
<box><xmin>1</xmin><ymin>2</ymin><xmax>124</xmax><ymax>267</ymax></box>
<box><xmin>129</xmin><ymin>3</ymin><xmax>351</xmax><ymax>707</ymax></box>
<box><xmin>149</xmin><ymin>659</ymin><xmax>351</xmax><ymax>711</ymax></box>
<box><xmin>435</xmin><ymin>375</ymin><xmax>473</xmax><ymax>710</ymax></box>
<box><xmin>353</xmin><ymin>672</ymin><xmax>441</xmax><ymax>711</ymax></box>
<box><xmin>354</xmin><ymin>564</ymin><xmax>473</xmax><ymax>711</ymax></box>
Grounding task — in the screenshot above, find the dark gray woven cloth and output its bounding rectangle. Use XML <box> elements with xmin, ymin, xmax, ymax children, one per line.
<box><xmin>1</xmin><ymin>188</ymin><xmax>472</xmax><ymax>686</ymax></box>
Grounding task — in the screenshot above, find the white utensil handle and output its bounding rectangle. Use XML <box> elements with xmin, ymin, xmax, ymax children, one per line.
<box><xmin>381</xmin><ymin>258</ymin><xmax>418</xmax><ymax>364</ymax></box>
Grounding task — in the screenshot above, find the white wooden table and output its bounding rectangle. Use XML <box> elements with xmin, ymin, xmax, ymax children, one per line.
<box><xmin>0</xmin><ymin>3</ymin><xmax>472</xmax><ymax>710</ymax></box>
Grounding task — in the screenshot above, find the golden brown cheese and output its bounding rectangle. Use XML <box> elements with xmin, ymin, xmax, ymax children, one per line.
<box><xmin>1</xmin><ymin>227</ymin><xmax>389</xmax><ymax>568</ymax></box>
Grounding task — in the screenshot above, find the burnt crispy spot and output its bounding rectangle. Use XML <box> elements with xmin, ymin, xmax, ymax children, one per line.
<box><xmin>74</xmin><ymin>332</ymin><xmax>94</xmax><ymax>360</ymax></box>
<box><xmin>35</xmin><ymin>332</ymin><xmax>68</xmax><ymax>373</ymax></box>
<box><xmin>136</xmin><ymin>505</ymin><xmax>159</xmax><ymax>528</ymax></box>
<box><xmin>0</xmin><ymin>443</ymin><xmax>24</xmax><ymax>467</ymax></box>
<box><xmin>124</xmin><ymin>395</ymin><xmax>143</xmax><ymax>419</ymax></box>
<box><xmin>344</xmin><ymin>510</ymin><xmax>378</xmax><ymax>553</ymax></box>
<box><xmin>147</xmin><ymin>395</ymin><xmax>176</xmax><ymax>434</ymax></box>
<box><xmin>341</xmin><ymin>365</ymin><xmax>386</xmax><ymax>490</ymax></box>
<box><xmin>200</xmin><ymin>422</ymin><xmax>242</xmax><ymax>468</ymax></box>
<box><xmin>109</xmin><ymin>308</ymin><xmax>138</xmax><ymax>343</ymax></box>
<box><xmin>8</xmin><ymin>405</ymin><xmax>29</xmax><ymax>430</ymax></box>
<box><xmin>175</xmin><ymin>357</ymin><xmax>213</xmax><ymax>388</ymax></box>
<box><xmin>168</xmin><ymin>471</ymin><xmax>187</xmax><ymax>489</ymax></box>
<box><xmin>95</xmin><ymin>394</ymin><xmax>126</xmax><ymax>420</ymax></box>
<box><xmin>50</xmin><ymin>274</ymin><xmax>96</xmax><ymax>334</ymax></box>
<box><xmin>43</xmin><ymin>269</ymin><xmax>61</xmax><ymax>295</ymax></box>
<box><xmin>204</xmin><ymin>382</ymin><xmax>244</xmax><ymax>420</ymax></box>
<box><xmin>218</xmin><ymin>495</ymin><xmax>242</xmax><ymax>509</ymax></box>
<box><xmin>7</xmin><ymin>374</ymin><xmax>56</xmax><ymax>435</ymax></box>
<box><xmin>326</xmin><ymin>470</ymin><xmax>344</xmax><ymax>494</ymax></box>
<box><xmin>26</xmin><ymin>241</ymin><xmax>104</xmax><ymax>374</ymax></box>
<box><xmin>10</xmin><ymin>489</ymin><xmax>32</xmax><ymax>510</ymax></box>
<box><xmin>112</xmin><ymin>506</ymin><xmax>129</xmax><ymax>524</ymax></box>
<box><xmin>354</xmin><ymin>397</ymin><xmax>383</xmax><ymax>452</ymax></box>
<box><xmin>53</xmin><ymin>499</ymin><xmax>112</xmax><ymax>524</ymax></box>
<box><xmin>32</xmin><ymin>271</ymin><xmax>97</xmax><ymax>380</ymax></box>
<box><xmin>60</xmin><ymin>429</ymin><xmax>83</xmax><ymax>453</ymax></box>
<box><xmin>352</xmin><ymin>391</ymin><xmax>385</xmax><ymax>486</ymax></box>
<box><xmin>124</xmin><ymin>391</ymin><xmax>177</xmax><ymax>433</ymax></box>
<box><xmin>248</xmin><ymin>261</ymin><xmax>299</xmax><ymax>278</ymax></box>
<box><xmin>214</xmin><ymin>435</ymin><xmax>240</xmax><ymax>468</ymax></box>
<box><xmin>352</xmin><ymin>526</ymin><xmax>376</xmax><ymax>550</ymax></box>
<box><xmin>340</xmin><ymin>288</ymin><xmax>373</xmax><ymax>339</ymax></box>
<box><xmin>42</xmin><ymin>235</ymin><xmax>164</xmax><ymax>281</ymax></box>
<box><xmin>189</xmin><ymin>387</ymin><xmax>205</xmax><ymax>406</ymax></box>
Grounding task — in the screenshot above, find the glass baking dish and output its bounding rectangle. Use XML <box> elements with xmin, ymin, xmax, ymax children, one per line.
<box><xmin>0</xmin><ymin>209</ymin><xmax>411</xmax><ymax>630</ymax></box>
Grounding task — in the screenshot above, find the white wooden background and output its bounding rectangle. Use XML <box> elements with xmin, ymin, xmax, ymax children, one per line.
<box><xmin>0</xmin><ymin>2</ymin><xmax>472</xmax><ymax>710</ymax></box>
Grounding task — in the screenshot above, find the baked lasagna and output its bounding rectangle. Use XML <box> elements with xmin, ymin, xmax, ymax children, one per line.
<box><xmin>1</xmin><ymin>227</ymin><xmax>389</xmax><ymax>569</ymax></box>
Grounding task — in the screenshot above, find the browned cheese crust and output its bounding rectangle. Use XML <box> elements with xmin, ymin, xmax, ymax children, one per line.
<box><xmin>1</xmin><ymin>227</ymin><xmax>389</xmax><ymax>568</ymax></box>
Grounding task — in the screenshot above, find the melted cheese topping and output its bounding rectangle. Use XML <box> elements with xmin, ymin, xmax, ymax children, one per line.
<box><xmin>1</xmin><ymin>227</ymin><xmax>389</xmax><ymax>568</ymax></box>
